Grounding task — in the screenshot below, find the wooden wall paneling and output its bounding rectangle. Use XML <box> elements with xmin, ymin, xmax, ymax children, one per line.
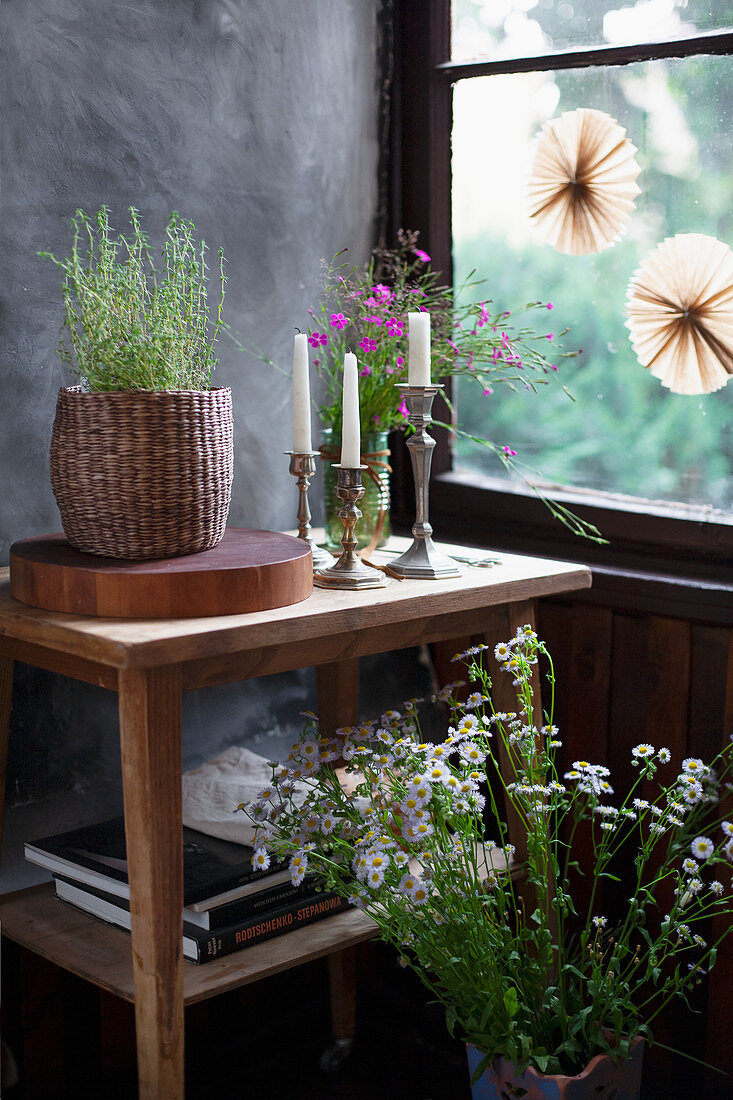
<box><xmin>608</xmin><ymin>614</ymin><xmax>692</xmax><ymax>1057</ymax></box>
<box><xmin>702</xmin><ymin>626</ymin><xmax>733</xmax><ymax>1077</ymax></box>
<box><xmin>539</xmin><ymin>602</ymin><xmax>614</xmax><ymax>919</ymax></box>
<box><xmin>606</xmin><ymin>616</ymin><xmax>690</xmax><ymax>920</ymax></box>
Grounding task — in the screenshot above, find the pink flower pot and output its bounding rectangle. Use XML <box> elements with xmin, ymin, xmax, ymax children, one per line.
<box><xmin>466</xmin><ymin>1038</ymin><xmax>645</xmax><ymax>1100</ymax></box>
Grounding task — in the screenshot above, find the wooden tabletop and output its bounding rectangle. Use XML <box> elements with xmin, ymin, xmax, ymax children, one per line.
<box><xmin>0</xmin><ymin>536</ymin><xmax>591</xmax><ymax>671</ymax></box>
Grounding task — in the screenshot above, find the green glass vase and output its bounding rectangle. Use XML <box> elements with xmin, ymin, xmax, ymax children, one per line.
<box><xmin>320</xmin><ymin>428</ymin><xmax>391</xmax><ymax>552</ymax></box>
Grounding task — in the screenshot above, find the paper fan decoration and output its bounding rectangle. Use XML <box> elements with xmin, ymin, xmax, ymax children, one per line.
<box><xmin>528</xmin><ymin>108</ymin><xmax>641</xmax><ymax>255</ymax></box>
<box><xmin>625</xmin><ymin>233</ymin><xmax>733</xmax><ymax>395</ymax></box>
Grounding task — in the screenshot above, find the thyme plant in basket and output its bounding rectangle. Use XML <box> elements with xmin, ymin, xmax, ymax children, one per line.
<box><xmin>241</xmin><ymin>630</ymin><xmax>733</xmax><ymax>1082</ymax></box>
<box><xmin>40</xmin><ymin>207</ymin><xmax>226</xmax><ymax>392</ymax></box>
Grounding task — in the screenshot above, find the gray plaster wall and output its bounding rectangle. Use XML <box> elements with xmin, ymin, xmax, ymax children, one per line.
<box><xmin>0</xmin><ymin>0</ymin><xmax>386</xmax><ymax>887</ymax></box>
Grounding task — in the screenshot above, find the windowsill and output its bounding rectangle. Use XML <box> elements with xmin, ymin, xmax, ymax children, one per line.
<box><xmin>394</xmin><ymin>469</ymin><xmax>733</xmax><ymax>623</ymax></box>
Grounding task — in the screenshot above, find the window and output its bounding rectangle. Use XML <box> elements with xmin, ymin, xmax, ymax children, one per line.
<box><xmin>391</xmin><ymin>0</ymin><xmax>733</xmax><ymax>579</ymax></box>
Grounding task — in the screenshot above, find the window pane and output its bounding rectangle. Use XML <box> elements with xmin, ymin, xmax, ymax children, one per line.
<box><xmin>451</xmin><ymin>56</ymin><xmax>733</xmax><ymax>513</ymax></box>
<box><xmin>452</xmin><ymin>0</ymin><xmax>733</xmax><ymax>61</ymax></box>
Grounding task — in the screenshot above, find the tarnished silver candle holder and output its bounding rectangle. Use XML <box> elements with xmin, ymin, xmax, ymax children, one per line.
<box><xmin>286</xmin><ymin>452</ymin><xmax>335</xmax><ymax>571</ymax></box>
<box><xmin>388</xmin><ymin>384</ymin><xmax>461</xmax><ymax>580</ymax></box>
<box><xmin>313</xmin><ymin>466</ymin><xmax>389</xmax><ymax>590</ymax></box>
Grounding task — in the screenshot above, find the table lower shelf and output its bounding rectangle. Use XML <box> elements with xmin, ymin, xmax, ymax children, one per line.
<box><xmin>0</xmin><ymin>883</ymin><xmax>376</xmax><ymax>1006</ymax></box>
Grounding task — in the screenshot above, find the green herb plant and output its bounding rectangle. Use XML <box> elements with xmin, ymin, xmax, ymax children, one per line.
<box><xmin>242</xmin><ymin>630</ymin><xmax>733</xmax><ymax>1080</ymax></box>
<box><xmin>41</xmin><ymin>207</ymin><xmax>226</xmax><ymax>392</ymax></box>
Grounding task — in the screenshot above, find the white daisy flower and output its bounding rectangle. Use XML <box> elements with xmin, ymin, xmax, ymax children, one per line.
<box><xmin>366</xmin><ymin>867</ymin><xmax>385</xmax><ymax>889</ymax></box>
<box><xmin>710</xmin><ymin>880</ymin><xmax>724</xmax><ymax>896</ymax></box>
<box><xmin>494</xmin><ymin>642</ymin><xmax>512</xmax><ymax>662</ymax></box>
<box><xmin>405</xmin><ymin>776</ymin><xmax>432</xmax><ymax>803</ymax></box>
<box><xmin>411</xmin><ymin>882</ymin><xmax>431</xmax><ymax>906</ymax></box>
<box><xmin>657</xmin><ymin>747</ymin><xmax>671</xmax><ymax>763</ymax></box>
<box><xmin>632</xmin><ymin>743</ymin><xmax>655</xmax><ymax>760</ymax></box>
<box><xmin>633</xmin><ymin>798</ymin><xmax>650</xmax><ymax>810</ymax></box>
<box><xmin>436</xmin><ymin>680</ymin><xmax>465</xmax><ymax>701</ymax></box>
<box><xmin>425</xmin><ymin>762</ymin><xmax>450</xmax><ymax>784</ymax></box>
<box><xmin>290</xmin><ymin>861</ymin><xmax>307</xmax><ymax>886</ymax></box>
<box><xmin>681</xmin><ymin>757</ymin><xmax>706</xmax><ymax>775</ymax></box>
<box><xmin>721</xmin><ymin>821</ymin><xmax>733</xmax><ymax>837</ymax></box>
<box><xmin>252</xmin><ymin>848</ymin><xmax>271</xmax><ymax>872</ymax></box>
<box><xmin>592</xmin><ymin>915</ymin><xmax>607</xmax><ymax>928</ymax></box>
<box><xmin>398</xmin><ymin>872</ymin><xmax>418</xmax><ymax>896</ymax></box>
<box><xmin>682</xmin><ymin>858</ymin><xmax>699</xmax><ymax>874</ymax></box>
<box><xmin>682</xmin><ymin>783</ymin><xmax>704</xmax><ymax>805</ymax></box>
<box><xmin>691</xmin><ymin>836</ymin><xmax>715</xmax><ymax>861</ymax></box>
<box><xmin>247</xmin><ymin>801</ymin><xmax>270</xmax><ymax>824</ymax></box>
<box><xmin>459</xmin><ymin>741</ymin><xmax>487</xmax><ymax>765</ymax></box>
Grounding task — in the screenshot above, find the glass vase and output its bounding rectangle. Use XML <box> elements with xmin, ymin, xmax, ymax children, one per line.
<box><xmin>320</xmin><ymin>428</ymin><xmax>391</xmax><ymax>552</ymax></box>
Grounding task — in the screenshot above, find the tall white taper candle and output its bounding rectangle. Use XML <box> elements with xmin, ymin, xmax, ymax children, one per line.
<box><xmin>292</xmin><ymin>333</ymin><xmax>312</xmax><ymax>453</ymax></box>
<box><xmin>408</xmin><ymin>311</ymin><xmax>431</xmax><ymax>385</ymax></box>
<box><xmin>340</xmin><ymin>352</ymin><xmax>361</xmax><ymax>467</ymax></box>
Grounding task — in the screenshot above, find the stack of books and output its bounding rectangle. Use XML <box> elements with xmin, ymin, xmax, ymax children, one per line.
<box><xmin>24</xmin><ymin>817</ymin><xmax>348</xmax><ymax>964</ymax></box>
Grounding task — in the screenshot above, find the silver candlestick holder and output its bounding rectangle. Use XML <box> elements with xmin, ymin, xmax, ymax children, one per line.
<box><xmin>313</xmin><ymin>466</ymin><xmax>389</xmax><ymax>589</ymax></box>
<box><xmin>286</xmin><ymin>452</ymin><xmax>334</xmax><ymax>571</ymax></box>
<box><xmin>388</xmin><ymin>384</ymin><xmax>461</xmax><ymax>579</ymax></box>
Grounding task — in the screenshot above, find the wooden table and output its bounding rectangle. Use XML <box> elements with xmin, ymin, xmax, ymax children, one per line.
<box><xmin>0</xmin><ymin>536</ymin><xmax>591</xmax><ymax>1098</ymax></box>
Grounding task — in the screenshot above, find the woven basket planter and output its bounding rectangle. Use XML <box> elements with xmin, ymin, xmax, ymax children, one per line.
<box><xmin>50</xmin><ymin>386</ymin><xmax>234</xmax><ymax>560</ymax></box>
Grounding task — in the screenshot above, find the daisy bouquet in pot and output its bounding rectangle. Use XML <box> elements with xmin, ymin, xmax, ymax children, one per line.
<box><xmin>239</xmin><ymin>629</ymin><xmax>733</xmax><ymax>1080</ymax></box>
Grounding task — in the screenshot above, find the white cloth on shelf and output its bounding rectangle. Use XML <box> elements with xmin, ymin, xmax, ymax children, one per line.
<box><xmin>182</xmin><ymin>745</ymin><xmax>279</xmax><ymax>847</ymax></box>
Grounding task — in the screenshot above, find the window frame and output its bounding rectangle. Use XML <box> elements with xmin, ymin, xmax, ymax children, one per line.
<box><xmin>389</xmin><ymin>0</ymin><xmax>733</xmax><ymax>613</ymax></box>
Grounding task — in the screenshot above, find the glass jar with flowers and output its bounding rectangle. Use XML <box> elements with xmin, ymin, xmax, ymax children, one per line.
<box><xmin>306</xmin><ymin>230</ymin><xmax>600</xmax><ymax>550</ymax></box>
<box><xmin>241</xmin><ymin>630</ymin><xmax>733</xmax><ymax>1098</ymax></box>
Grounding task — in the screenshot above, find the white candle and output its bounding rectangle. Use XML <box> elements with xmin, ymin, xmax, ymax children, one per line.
<box><xmin>340</xmin><ymin>352</ymin><xmax>361</xmax><ymax>467</ymax></box>
<box><xmin>408</xmin><ymin>311</ymin><xmax>431</xmax><ymax>385</ymax></box>
<box><xmin>292</xmin><ymin>333</ymin><xmax>312</xmax><ymax>453</ymax></box>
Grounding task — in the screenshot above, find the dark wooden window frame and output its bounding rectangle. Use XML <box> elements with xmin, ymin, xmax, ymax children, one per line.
<box><xmin>389</xmin><ymin>0</ymin><xmax>733</xmax><ymax>622</ymax></box>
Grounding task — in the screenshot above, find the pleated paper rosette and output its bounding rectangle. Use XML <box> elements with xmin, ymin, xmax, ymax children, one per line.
<box><xmin>625</xmin><ymin>233</ymin><xmax>733</xmax><ymax>395</ymax></box>
<box><xmin>528</xmin><ymin>108</ymin><xmax>641</xmax><ymax>255</ymax></box>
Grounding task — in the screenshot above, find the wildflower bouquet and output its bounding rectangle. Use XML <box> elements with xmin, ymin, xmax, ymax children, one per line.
<box><xmin>306</xmin><ymin>230</ymin><xmax>601</xmax><ymax>541</ymax></box>
<box><xmin>241</xmin><ymin>629</ymin><xmax>733</xmax><ymax>1081</ymax></box>
<box><xmin>309</xmin><ymin>230</ymin><xmax>561</xmax><ymax>437</ymax></box>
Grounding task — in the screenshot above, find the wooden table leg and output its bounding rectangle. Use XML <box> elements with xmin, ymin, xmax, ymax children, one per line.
<box><xmin>118</xmin><ymin>665</ymin><xmax>184</xmax><ymax>1100</ymax></box>
<box><xmin>0</xmin><ymin>656</ymin><xmax>14</xmax><ymax>856</ymax></box>
<box><xmin>316</xmin><ymin>658</ymin><xmax>359</xmax><ymax>736</ymax></box>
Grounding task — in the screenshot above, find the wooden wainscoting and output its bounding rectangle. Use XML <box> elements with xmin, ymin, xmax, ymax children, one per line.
<box><xmin>537</xmin><ymin>597</ymin><xmax>733</xmax><ymax>1081</ymax></box>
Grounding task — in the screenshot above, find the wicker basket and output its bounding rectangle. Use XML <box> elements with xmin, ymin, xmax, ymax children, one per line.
<box><xmin>50</xmin><ymin>386</ymin><xmax>234</xmax><ymax>560</ymax></box>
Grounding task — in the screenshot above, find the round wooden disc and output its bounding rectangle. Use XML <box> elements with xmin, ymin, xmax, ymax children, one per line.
<box><xmin>9</xmin><ymin>529</ymin><xmax>313</xmax><ymax>619</ymax></box>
